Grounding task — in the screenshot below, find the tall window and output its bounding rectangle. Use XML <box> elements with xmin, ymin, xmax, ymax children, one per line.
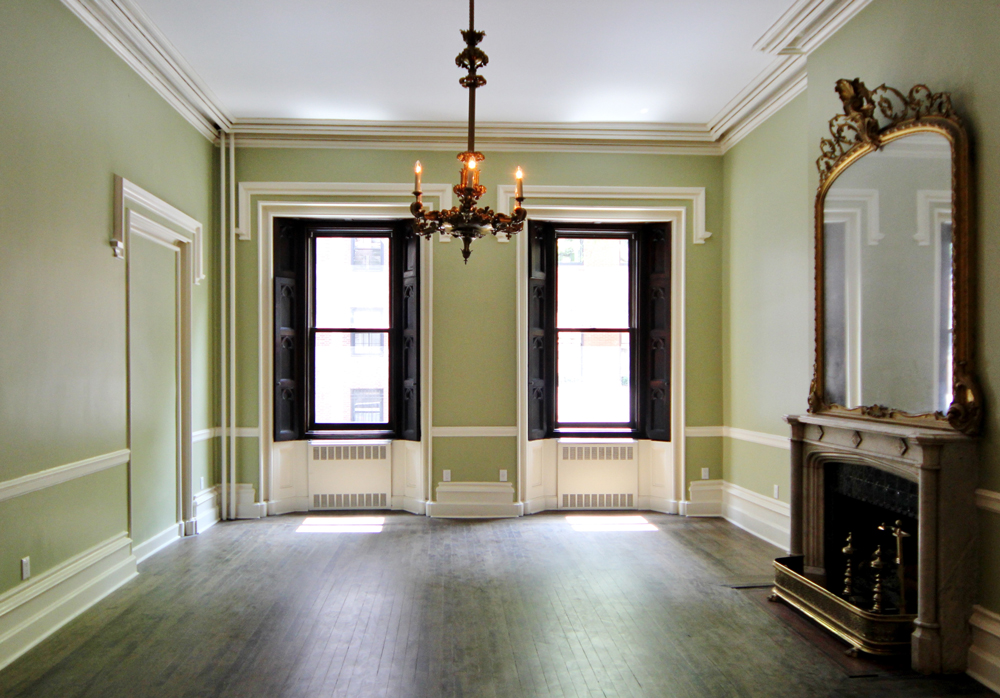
<box><xmin>528</xmin><ymin>221</ymin><xmax>671</xmax><ymax>441</ymax></box>
<box><xmin>273</xmin><ymin>219</ymin><xmax>420</xmax><ymax>441</ymax></box>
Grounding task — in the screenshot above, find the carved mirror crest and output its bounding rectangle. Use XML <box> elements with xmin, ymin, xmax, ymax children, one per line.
<box><xmin>810</xmin><ymin>79</ymin><xmax>980</xmax><ymax>434</ymax></box>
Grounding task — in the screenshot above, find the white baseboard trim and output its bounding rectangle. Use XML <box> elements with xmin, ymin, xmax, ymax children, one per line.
<box><xmin>235</xmin><ymin>483</ymin><xmax>265</xmax><ymax>519</ymax></box>
<box><xmin>266</xmin><ymin>495</ymin><xmax>310</xmax><ymax>516</ymax></box>
<box><xmin>969</xmin><ymin>605</ymin><xmax>1000</xmax><ymax>695</ymax></box>
<box><xmin>643</xmin><ymin>496</ymin><xmax>679</xmax><ymax>514</ymax></box>
<box><xmin>193</xmin><ymin>486</ymin><xmax>220</xmax><ymax>533</ymax></box>
<box><xmin>0</xmin><ymin>532</ymin><xmax>137</xmax><ymax>672</ymax></box>
<box><xmin>428</xmin><ymin>482</ymin><xmax>521</xmax><ymax>518</ymax></box>
<box><xmin>132</xmin><ymin>523</ymin><xmax>183</xmax><ymax>564</ymax></box>
<box><xmin>721</xmin><ymin>481</ymin><xmax>790</xmax><ymax>551</ymax></box>
<box><xmin>398</xmin><ymin>496</ymin><xmax>427</xmax><ymax>516</ymax></box>
<box><xmin>685</xmin><ymin>480</ymin><xmax>723</xmax><ymax>517</ymax></box>
<box><xmin>523</xmin><ymin>496</ymin><xmax>558</xmax><ymax>515</ymax></box>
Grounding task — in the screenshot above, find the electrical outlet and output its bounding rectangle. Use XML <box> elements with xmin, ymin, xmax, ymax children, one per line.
<box><xmin>701</xmin><ymin>468</ymin><xmax>710</xmax><ymax>480</ymax></box>
<box><xmin>443</xmin><ymin>469</ymin><xmax>451</xmax><ymax>482</ymax></box>
<box><xmin>773</xmin><ymin>485</ymin><xmax>780</xmax><ymax>499</ymax></box>
<box><xmin>200</xmin><ymin>476</ymin><xmax>205</xmax><ymax>490</ymax></box>
<box><xmin>21</xmin><ymin>557</ymin><xmax>30</xmax><ymax>581</ymax></box>
<box><xmin>499</xmin><ymin>469</ymin><xmax>508</xmax><ymax>482</ymax></box>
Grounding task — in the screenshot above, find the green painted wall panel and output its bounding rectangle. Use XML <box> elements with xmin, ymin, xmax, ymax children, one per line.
<box><xmin>431</xmin><ymin>437</ymin><xmax>518</xmax><ymax>495</ymax></box>
<box><xmin>0</xmin><ymin>466</ymin><xmax>127</xmax><ymax>596</ymax></box>
<box><xmin>722</xmin><ymin>439</ymin><xmax>789</xmax><ymax>505</ymax></box>
<box><xmin>684</xmin><ymin>437</ymin><xmax>723</xmax><ymax>485</ymax></box>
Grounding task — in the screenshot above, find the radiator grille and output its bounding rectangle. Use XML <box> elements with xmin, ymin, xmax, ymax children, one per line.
<box><xmin>312</xmin><ymin>445</ymin><xmax>387</xmax><ymax>461</ymax></box>
<box><xmin>312</xmin><ymin>493</ymin><xmax>388</xmax><ymax>509</ymax></box>
<box><xmin>562</xmin><ymin>493</ymin><xmax>634</xmax><ymax>509</ymax></box>
<box><xmin>561</xmin><ymin>445</ymin><xmax>634</xmax><ymax>461</ymax></box>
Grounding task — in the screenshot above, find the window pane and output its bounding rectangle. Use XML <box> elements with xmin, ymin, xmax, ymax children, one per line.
<box><xmin>315</xmin><ymin>237</ymin><xmax>389</xmax><ymax>328</ymax></box>
<box><xmin>557</xmin><ymin>332</ymin><xmax>630</xmax><ymax>423</ymax></box>
<box><xmin>557</xmin><ymin>237</ymin><xmax>629</xmax><ymax>328</ymax></box>
<box><xmin>314</xmin><ymin>332</ymin><xmax>389</xmax><ymax>424</ymax></box>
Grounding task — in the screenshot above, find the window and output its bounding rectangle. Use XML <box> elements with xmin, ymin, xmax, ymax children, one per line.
<box><xmin>273</xmin><ymin>219</ymin><xmax>420</xmax><ymax>441</ymax></box>
<box><xmin>528</xmin><ymin>221</ymin><xmax>671</xmax><ymax>441</ymax></box>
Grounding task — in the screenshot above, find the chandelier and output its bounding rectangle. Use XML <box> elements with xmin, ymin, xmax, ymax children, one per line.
<box><xmin>410</xmin><ymin>0</ymin><xmax>526</xmax><ymax>263</ymax></box>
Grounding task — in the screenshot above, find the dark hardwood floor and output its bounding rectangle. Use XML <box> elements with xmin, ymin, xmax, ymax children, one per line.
<box><xmin>0</xmin><ymin>512</ymin><xmax>992</xmax><ymax>697</ymax></box>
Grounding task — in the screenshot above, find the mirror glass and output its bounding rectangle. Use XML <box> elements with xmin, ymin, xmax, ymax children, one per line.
<box><xmin>823</xmin><ymin>132</ymin><xmax>953</xmax><ymax>415</ymax></box>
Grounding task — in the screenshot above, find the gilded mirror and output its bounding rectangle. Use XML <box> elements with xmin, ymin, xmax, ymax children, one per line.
<box><xmin>810</xmin><ymin>79</ymin><xmax>980</xmax><ymax>434</ymax></box>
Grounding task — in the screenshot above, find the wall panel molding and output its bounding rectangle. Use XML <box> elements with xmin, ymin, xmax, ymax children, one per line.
<box><xmin>0</xmin><ymin>449</ymin><xmax>130</xmax><ymax>503</ymax></box>
<box><xmin>0</xmin><ymin>533</ymin><xmax>136</xmax><ymax>672</ymax></box>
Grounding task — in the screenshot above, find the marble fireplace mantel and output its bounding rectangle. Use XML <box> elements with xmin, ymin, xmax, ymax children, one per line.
<box><xmin>785</xmin><ymin>413</ymin><xmax>978</xmax><ymax>674</ymax></box>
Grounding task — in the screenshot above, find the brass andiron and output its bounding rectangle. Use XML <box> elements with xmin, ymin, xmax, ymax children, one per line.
<box><xmin>870</xmin><ymin>545</ymin><xmax>886</xmax><ymax>613</ymax></box>
<box><xmin>842</xmin><ymin>532</ymin><xmax>856</xmax><ymax>598</ymax></box>
<box><xmin>879</xmin><ymin>520</ymin><xmax>911</xmax><ymax>613</ymax></box>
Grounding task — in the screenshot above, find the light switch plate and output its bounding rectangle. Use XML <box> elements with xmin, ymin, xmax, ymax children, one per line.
<box><xmin>443</xmin><ymin>469</ymin><xmax>451</xmax><ymax>482</ymax></box>
<box><xmin>499</xmin><ymin>469</ymin><xmax>508</xmax><ymax>482</ymax></box>
<box><xmin>21</xmin><ymin>557</ymin><xmax>30</xmax><ymax>581</ymax></box>
<box><xmin>701</xmin><ymin>468</ymin><xmax>710</xmax><ymax>480</ymax></box>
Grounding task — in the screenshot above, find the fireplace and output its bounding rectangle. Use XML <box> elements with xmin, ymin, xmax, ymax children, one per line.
<box><xmin>776</xmin><ymin>414</ymin><xmax>977</xmax><ymax>673</ymax></box>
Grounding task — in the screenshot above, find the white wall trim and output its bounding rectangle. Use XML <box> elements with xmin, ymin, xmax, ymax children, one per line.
<box><xmin>0</xmin><ymin>532</ymin><xmax>137</xmax><ymax>672</ymax></box>
<box><xmin>754</xmin><ymin>0</ymin><xmax>873</xmax><ymax>56</ymax></box>
<box><xmin>916</xmin><ymin>190</ymin><xmax>951</xmax><ymax>246</ymax></box>
<box><xmin>192</xmin><ymin>428</ymin><xmax>219</xmax><ymax>442</ymax></box>
<box><xmin>969</xmin><ymin>605</ymin><xmax>1000</xmax><ymax>695</ymax></box>
<box><xmin>59</xmin><ymin>0</ymin><xmax>229</xmax><ymax>139</ymax></box>
<box><xmin>427</xmin><ymin>482</ymin><xmax>522</xmax><ymax>518</ymax></box>
<box><xmin>132</xmin><ymin>522</ymin><xmax>183</xmax><ymax>564</ymax></box>
<box><xmin>722</xmin><ymin>481</ymin><xmax>791</xmax><ymax>552</ymax></box>
<box><xmin>685</xmin><ymin>426</ymin><xmax>791</xmax><ymax>450</ymax></box>
<box><xmin>237</xmin><ymin>181</ymin><xmax>452</xmax><ymax>241</ymax></box>
<box><xmin>430</xmin><ymin>427</ymin><xmax>518</xmax><ymax>437</ymax></box>
<box><xmin>976</xmin><ymin>489</ymin><xmax>1000</xmax><ymax>515</ymax></box>
<box><xmin>193</xmin><ymin>486</ymin><xmax>221</xmax><ymax>532</ymax></box>
<box><xmin>686</xmin><ymin>479</ymin><xmax>723</xmax><ymax>517</ymax></box>
<box><xmin>0</xmin><ymin>449</ymin><xmax>130</xmax><ymax>504</ymax></box>
<box><xmin>114</xmin><ymin>176</ymin><xmax>205</xmax><ymax>283</ymax></box>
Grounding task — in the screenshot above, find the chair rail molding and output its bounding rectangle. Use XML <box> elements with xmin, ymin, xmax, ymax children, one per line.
<box><xmin>0</xmin><ymin>449</ymin><xmax>130</xmax><ymax>503</ymax></box>
<box><xmin>685</xmin><ymin>426</ymin><xmax>791</xmax><ymax>450</ymax></box>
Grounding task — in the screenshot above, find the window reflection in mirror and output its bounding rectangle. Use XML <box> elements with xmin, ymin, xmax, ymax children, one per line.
<box><xmin>823</xmin><ymin>133</ymin><xmax>953</xmax><ymax>415</ymax></box>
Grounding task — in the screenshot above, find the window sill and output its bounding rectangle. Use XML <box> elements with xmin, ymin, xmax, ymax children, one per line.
<box><xmin>306</xmin><ymin>430</ymin><xmax>395</xmax><ymax>441</ymax></box>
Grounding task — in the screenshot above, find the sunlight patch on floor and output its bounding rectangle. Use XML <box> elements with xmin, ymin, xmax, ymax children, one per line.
<box><xmin>565</xmin><ymin>515</ymin><xmax>657</xmax><ymax>532</ymax></box>
<box><xmin>296</xmin><ymin>516</ymin><xmax>385</xmax><ymax>533</ymax></box>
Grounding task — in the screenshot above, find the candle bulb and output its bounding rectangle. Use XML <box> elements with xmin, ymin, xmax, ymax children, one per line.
<box><xmin>414</xmin><ymin>161</ymin><xmax>422</xmax><ymax>193</ymax></box>
<box><xmin>515</xmin><ymin>167</ymin><xmax>524</xmax><ymax>200</ymax></box>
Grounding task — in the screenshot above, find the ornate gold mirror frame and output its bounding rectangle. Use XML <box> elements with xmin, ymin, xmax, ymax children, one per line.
<box><xmin>809</xmin><ymin>79</ymin><xmax>980</xmax><ymax>434</ymax></box>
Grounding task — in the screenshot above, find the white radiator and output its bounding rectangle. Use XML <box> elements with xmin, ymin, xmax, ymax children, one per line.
<box><xmin>558</xmin><ymin>442</ymin><xmax>638</xmax><ymax>509</ymax></box>
<box><xmin>308</xmin><ymin>441</ymin><xmax>391</xmax><ymax>510</ymax></box>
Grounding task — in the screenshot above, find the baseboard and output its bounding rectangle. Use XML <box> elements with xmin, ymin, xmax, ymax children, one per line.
<box><xmin>645</xmin><ymin>496</ymin><xmax>679</xmax><ymax>514</ymax></box>
<box><xmin>398</xmin><ymin>496</ymin><xmax>427</xmax><ymax>516</ymax></box>
<box><xmin>969</xmin><ymin>605</ymin><xmax>1000</xmax><ymax>695</ymax></box>
<box><xmin>426</xmin><ymin>501</ymin><xmax>524</xmax><ymax>518</ymax></box>
<box><xmin>193</xmin><ymin>486</ymin><xmax>220</xmax><ymax>533</ymax></box>
<box><xmin>235</xmin><ymin>483</ymin><xmax>265</xmax><ymax>519</ymax></box>
<box><xmin>0</xmin><ymin>532</ymin><xmax>137</xmax><ymax>672</ymax></box>
<box><xmin>266</xmin><ymin>495</ymin><xmax>310</xmax><ymax>516</ymax></box>
<box><xmin>721</xmin><ymin>481</ymin><xmax>790</xmax><ymax>551</ymax></box>
<box><xmin>523</xmin><ymin>496</ymin><xmax>558</xmax><ymax>515</ymax></box>
<box><xmin>429</xmin><ymin>482</ymin><xmax>521</xmax><ymax>518</ymax></box>
<box><xmin>685</xmin><ymin>480</ymin><xmax>723</xmax><ymax>517</ymax></box>
<box><xmin>132</xmin><ymin>522</ymin><xmax>183</xmax><ymax>564</ymax></box>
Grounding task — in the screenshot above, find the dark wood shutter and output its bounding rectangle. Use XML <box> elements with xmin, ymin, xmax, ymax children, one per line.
<box><xmin>274</xmin><ymin>220</ymin><xmax>305</xmax><ymax>441</ymax></box>
<box><xmin>394</xmin><ymin>224</ymin><xmax>421</xmax><ymax>441</ymax></box>
<box><xmin>638</xmin><ymin>222</ymin><xmax>671</xmax><ymax>441</ymax></box>
<box><xmin>527</xmin><ymin>220</ymin><xmax>554</xmax><ymax>440</ymax></box>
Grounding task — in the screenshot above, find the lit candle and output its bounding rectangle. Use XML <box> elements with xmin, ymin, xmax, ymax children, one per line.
<box><xmin>414</xmin><ymin>161</ymin><xmax>422</xmax><ymax>193</ymax></box>
<box><xmin>515</xmin><ymin>166</ymin><xmax>524</xmax><ymax>200</ymax></box>
<box><xmin>469</xmin><ymin>157</ymin><xmax>479</xmax><ymax>186</ymax></box>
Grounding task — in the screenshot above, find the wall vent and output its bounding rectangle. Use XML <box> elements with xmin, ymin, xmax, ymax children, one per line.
<box><xmin>312</xmin><ymin>444</ymin><xmax>387</xmax><ymax>461</ymax></box>
<box><xmin>561</xmin><ymin>493</ymin><xmax>634</xmax><ymax>509</ymax></box>
<box><xmin>561</xmin><ymin>445</ymin><xmax>634</xmax><ymax>461</ymax></box>
<box><xmin>312</xmin><ymin>493</ymin><xmax>388</xmax><ymax>509</ymax></box>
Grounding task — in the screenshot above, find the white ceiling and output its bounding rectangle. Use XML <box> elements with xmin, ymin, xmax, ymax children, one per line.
<box><xmin>134</xmin><ymin>0</ymin><xmax>795</xmax><ymax>125</ymax></box>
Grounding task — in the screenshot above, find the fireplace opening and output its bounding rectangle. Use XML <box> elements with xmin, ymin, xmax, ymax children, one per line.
<box><xmin>823</xmin><ymin>461</ymin><xmax>919</xmax><ymax>615</ymax></box>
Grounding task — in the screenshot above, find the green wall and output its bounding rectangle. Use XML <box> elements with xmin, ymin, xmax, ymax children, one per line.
<box><xmin>233</xmin><ymin>148</ymin><xmax>724</xmax><ymax>495</ymax></box>
<box><xmin>0</xmin><ymin>0</ymin><xmax>216</xmax><ymax>594</ymax></box>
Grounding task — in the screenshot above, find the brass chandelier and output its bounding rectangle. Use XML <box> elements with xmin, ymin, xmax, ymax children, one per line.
<box><xmin>411</xmin><ymin>0</ymin><xmax>526</xmax><ymax>263</ymax></box>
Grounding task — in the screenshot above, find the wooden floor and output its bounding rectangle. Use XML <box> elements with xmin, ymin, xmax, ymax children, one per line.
<box><xmin>0</xmin><ymin>512</ymin><xmax>992</xmax><ymax>698</ymax></box>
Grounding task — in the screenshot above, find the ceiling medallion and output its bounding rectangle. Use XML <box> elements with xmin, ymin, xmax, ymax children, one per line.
<box><xmin>410</xmin><ymin>0</ymin><xmax>526</xmax><ymax>263</ymax></box>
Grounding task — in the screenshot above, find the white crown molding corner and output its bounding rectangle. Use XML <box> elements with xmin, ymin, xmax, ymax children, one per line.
<box><xmin>968</xmin><ymin>605</ymin><xmax>1000</xmax><ymax>695</ymax></box>
<box><xmin>114</xmin><ymin>176</ymin><xmax>204</xmax><ymax>282</ymax></box>
<box><xmin>496</xmin><ymin>185</ymin><xmax>711</xmax><ymax>245</ymax></box>
<box><xmin>710</xmin><ymin>55</ymin><xmax>808</xmax><ymax>152</ymax></box>
<box><xmin>0</xmin><ymin>533</ymin><xmax>136</xmax><ymax>673</ymax></box>
<box><xmin>60</xmin><ymin>0</ymin><xmax>230</xmax><ymax>140</ymax></box>
<box><xmin>235</xmin><ymin>181</ymin><xmax>452</xmax><ymax>240</ymax></box>
<box><xmin>0</xmin><ymin>449</ymin><xmax>130</xmax><ymax>504</ymax></box>
<box><xmin>685</xmin><ymin>426</ymin><xmax>791</xmax><ymax>450</ymax></box>
<box><xmin>430</xmin><ymin>427</ymin><xmax>518</xmax><ymax>438</ymax></box>
<box><xmin>229</xmin><ymin>119</ymin><xmax>721</xmax><ymax>155</ymax></box>
<box><xmin>754</xmin><ymin>0</ymin><xmax>873</xmax><ymax>56</ymax></box>
<box><xmin>976</xmin><ymin>489</ymin><xmax>1000</xmax><ymax>515</ymax></box>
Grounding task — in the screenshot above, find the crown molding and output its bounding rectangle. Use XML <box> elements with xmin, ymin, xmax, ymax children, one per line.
<box><xmin>229</xmin><ymin>119</ymin><xmax>722</xmax><ymax>155</ymax></box>
<box><xmin>60</xmin><ymin>0</ymin><xmax>231</xmax><ymax>140</ymax></box>
<box><xmin>754</xmin><ymin>0</ymin><xmax>873</xmax><ymax>55</ymax></box>
<box><xmin>710</xmin><ymin>55</ymin><xmax>807</xmax><ymax>152</ymax></box>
